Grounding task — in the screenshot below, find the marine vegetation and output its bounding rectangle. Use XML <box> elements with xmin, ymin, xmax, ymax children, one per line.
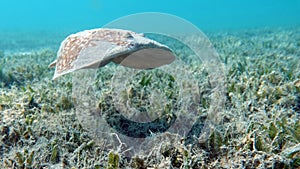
<box><xmin>1</xmin><ymin>27</ymin><xmax>300</xmax><ymax>168</ymax></box>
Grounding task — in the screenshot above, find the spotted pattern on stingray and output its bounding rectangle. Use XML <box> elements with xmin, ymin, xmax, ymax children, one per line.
<box><xmin>55</xmin><ymin>29</ymin><xmax>141</xmax><ymax>75</ymax></box>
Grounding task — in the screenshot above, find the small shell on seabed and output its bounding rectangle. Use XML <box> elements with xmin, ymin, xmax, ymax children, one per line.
<box><xmin>294</xmin><ymin>79</ymin><xmax>300</xmax><ymax>87</ymax></box>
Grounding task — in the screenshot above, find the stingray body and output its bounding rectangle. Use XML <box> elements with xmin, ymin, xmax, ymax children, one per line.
<box><xmin>49</xmin><ymin>28</ymin><xmax>175</xmax><ymax>79</ymax></box>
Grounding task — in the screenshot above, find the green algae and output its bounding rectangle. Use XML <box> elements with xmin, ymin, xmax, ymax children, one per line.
<box><xmin>107</xmin><ymin>151</ymin><xmax>119</xmax><ymax>169</ymax></box>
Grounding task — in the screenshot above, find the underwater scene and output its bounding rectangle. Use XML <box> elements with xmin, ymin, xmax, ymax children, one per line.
<box><xmin>1</xmin><ymin>0</ymin><xmax>300</xmax><ymax>168</ymax></box>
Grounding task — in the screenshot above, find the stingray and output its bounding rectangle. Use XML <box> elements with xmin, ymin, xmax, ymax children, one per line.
<box><xmin>49</xmin><ymin>28</ymin><xmax>176</xmax><ymax>79</ymax></box>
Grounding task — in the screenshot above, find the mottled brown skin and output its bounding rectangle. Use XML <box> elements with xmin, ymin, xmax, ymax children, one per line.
<box><xmin>49</xmin><ymin>28</ymin><xmax>175</xmax><ymax>80</ymax></box>
<box><xmin>50</xmin><ymin>29</ymin><xmax>140</xmax><ymax>75</ymax></box>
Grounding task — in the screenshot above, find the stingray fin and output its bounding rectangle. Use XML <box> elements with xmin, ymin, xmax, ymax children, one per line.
<box><xmin>48</xmin><ymin>60</ymin><xmax>57</xmax><ymax>68</ymax></box>
<box><xmin>113</xmin><ymin>48</ymin><xmax>175</xmax><ymax>69</ymax></box>
<box><xmin>73</xmin><ymin>40</ymin><xmax>125</xmax><ymax>69</ymax></box>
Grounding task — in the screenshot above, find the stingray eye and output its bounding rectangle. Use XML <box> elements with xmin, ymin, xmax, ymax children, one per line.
<box><xmin>125</xmin><ymin>33</ymin><xmax>133</xmax><ymax>39</ymax></box>
<box><xmin>129</xmin><ymin>42</ymin><xmax>135</xmax><ymax>48</ymax></box>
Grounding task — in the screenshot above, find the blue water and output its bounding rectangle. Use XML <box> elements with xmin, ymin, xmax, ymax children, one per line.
<box><xmin>1</xmin><ymin>0</ymin><xmax>300</xmax><ymax>32</ymax></box>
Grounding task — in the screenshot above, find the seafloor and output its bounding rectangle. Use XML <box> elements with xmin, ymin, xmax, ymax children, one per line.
<box><xmin>0</xmin><ymin>27</ymin><xmax>300</xmax><ymax>169</ymax></box>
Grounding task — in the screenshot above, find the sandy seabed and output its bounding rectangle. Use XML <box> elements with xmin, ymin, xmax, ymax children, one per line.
<box><xmin>0</xmin><ymin>27</ymin><xmax>300</xmax><ymax>169</ymax></box>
